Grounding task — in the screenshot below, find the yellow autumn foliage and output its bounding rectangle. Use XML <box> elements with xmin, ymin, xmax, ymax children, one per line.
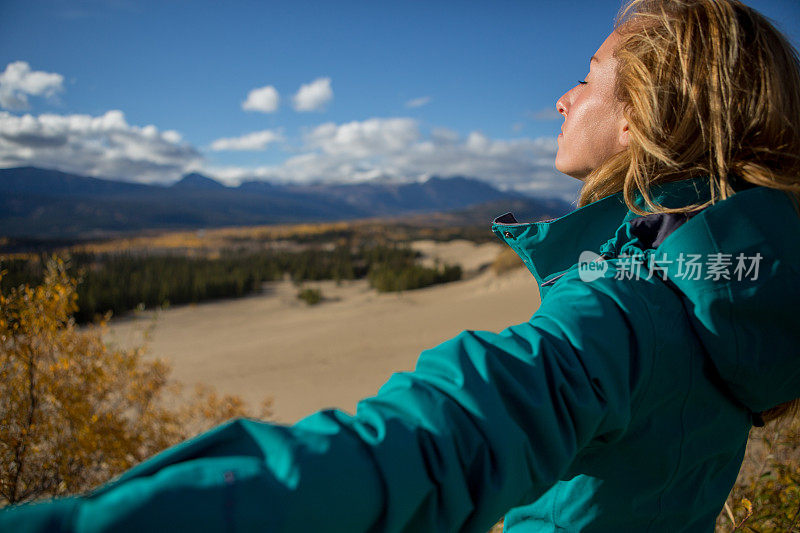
<box><xmin>717</xmin><ymin>416</ymin><xmax>800</xmax><ymax>532</ymax></box>
<box><xmin>0</xmin><ymin>258</ymin><xmax>270</xmax><ymax>506</ymax></box>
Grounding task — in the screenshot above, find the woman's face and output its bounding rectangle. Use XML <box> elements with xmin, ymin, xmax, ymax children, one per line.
<box><xmin>555</xmin><ymin>31</ymin><xmax>629</xmax><ymax>180</ymax></box>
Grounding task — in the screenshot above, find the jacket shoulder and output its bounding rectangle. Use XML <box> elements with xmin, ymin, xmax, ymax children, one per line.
<box><xmin>537</xmin><ymin>263</ymin><xmax>693</xmax><ymax>419</ymax></box>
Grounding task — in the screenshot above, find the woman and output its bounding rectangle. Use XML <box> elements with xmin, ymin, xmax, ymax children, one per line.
<box><xmin>3</xmin><ymin>0</ymin><xmax>799</xmax><ymax>531</ymax></box>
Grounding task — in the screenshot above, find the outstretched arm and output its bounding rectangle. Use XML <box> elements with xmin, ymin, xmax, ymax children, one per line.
<box><xmin>1</xmin><ymin>272</ymin><xmax>654</xmax><ymax>532</ymax></box>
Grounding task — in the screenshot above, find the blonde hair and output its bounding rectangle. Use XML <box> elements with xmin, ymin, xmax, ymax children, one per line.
<box><xmin>580</xmin><ymin>0</ymin><xmax>800</xmax><ymax>423</ymax></box>
<box><xmin>578</xmin><ymin>0</ymin><xmax>800</xmax><ymax>216</ymax></box>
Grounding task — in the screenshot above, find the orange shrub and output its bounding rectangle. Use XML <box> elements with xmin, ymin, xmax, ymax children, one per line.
<box><xmin>0</xmin><ymin>258</ymin><xmax>270</xmax><ymax>505</ymax></box>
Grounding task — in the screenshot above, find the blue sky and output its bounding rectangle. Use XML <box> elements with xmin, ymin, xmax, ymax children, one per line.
<box><xmin>1</xmin><ymin>0</ymin><xmax>798</xmax><ymax>200</ymax></box>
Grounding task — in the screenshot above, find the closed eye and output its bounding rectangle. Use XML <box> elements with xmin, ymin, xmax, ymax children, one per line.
<box><xmin>578</xmin><ymin>80</ymin><xmax>588</xmax><ymax>85</ymax></box>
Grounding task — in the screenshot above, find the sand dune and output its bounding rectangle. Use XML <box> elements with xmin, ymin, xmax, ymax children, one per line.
<box><xmin>106</xmin><ymin>241</ymin><xmax>541</xmax><ymax>423</ymax></box>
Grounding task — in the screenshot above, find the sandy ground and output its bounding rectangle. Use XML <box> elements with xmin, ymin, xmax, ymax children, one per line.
<box><xmin>105</xmin><ymin>241</ymin><xmax>541</xmax><ymax>424</ymax></box>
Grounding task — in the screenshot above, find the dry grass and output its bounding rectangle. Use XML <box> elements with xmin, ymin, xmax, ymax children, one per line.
<box><xmin>717</xmin><ymin>414</ymin><xmax>800</xmax><ymax>531</ymax></box>
<box><xmin>70</xmin><ymin>221</ymin><xmax>359</xmax><ymax>256</ymax></box>
<box><xmin>490</xmin><ymin>247</ymin><xmax>524</xmax><ymax>275</ymax></box>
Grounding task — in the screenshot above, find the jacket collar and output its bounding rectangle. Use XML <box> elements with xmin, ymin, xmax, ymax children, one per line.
<box><xmin>492</xmin><ymin>176</ymin><xmax>712</xmax><ymax>291</ymax></box>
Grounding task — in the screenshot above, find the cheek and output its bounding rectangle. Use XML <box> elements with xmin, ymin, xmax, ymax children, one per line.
<box><xmin>563</xmin><ymin>106</ymin><xmax>595</xmax><ymax>152</ymax></box>
<box><xmin>574</xmin><ymin>100</ymin><xmax>621</xmax><ymax>151</ymax></box>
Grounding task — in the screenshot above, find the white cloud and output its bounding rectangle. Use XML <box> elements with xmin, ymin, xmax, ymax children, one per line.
<box><xmin>405</xmin><ymin>96</ymin><xmax>431</xmax><ymax>109</ymax></box>
<box><xmin>306</xmin><ymin>118</ymin><xmax>419</xmax><ymax>158</ymax></box>
<box><xmin>0</xmin><ymin>61</ymin><xmax>64</xmax><ymax>111</ymax></box>
<box><xmin>209</xmin><ymin>129</ymin><xmax>284</xmax><ymax>151</ymax></box>
<box><xmin>242</xmin><ymin>85</ymin><xmax>279</xmax><ymax>113</ymax></box>
<box><xmin>292</xmin><ymin>77</ymin><xmax>332</xmax><ymax>112</ymax></box>
<box><xmin>209</xmin><ymin>117</ymin><xmax>577</xmax><ymax>200</ymax></box>
<box><xmin>0</xmin><ymin>110</ymin><xmax>201</xmax><ymax>183</ymax></box>
<box><xmin>430</xmin><ymin>127</ymin><xmax>459</xmax><ymax>145</ymax></box>
<box><xmin>465</xmin><ymin>131</ymin><xmax>491</xmax><ymax>152</ymax></box>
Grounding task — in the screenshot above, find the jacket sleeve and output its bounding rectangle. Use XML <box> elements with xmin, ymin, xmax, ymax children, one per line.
<box><xmin>0</xmin><ymin>272</ymin><xmax>656</xmax><ymax>533</ymax></box>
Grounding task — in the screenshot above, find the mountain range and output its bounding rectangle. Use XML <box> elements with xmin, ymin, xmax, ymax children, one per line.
<box><xmin>0</xmin><ymin>166</ymin><xmax>573</xmax><ymax>242</ymax></box>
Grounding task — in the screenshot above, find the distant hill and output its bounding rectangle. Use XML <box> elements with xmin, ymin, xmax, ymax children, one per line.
<box><xmin>0</xmin><ymin>166</ymin><xmax>151</xmax><ymax>196</ymax></box>
<box><xmin>0</xmin><ymin>166</ymin><xmax>573</xmax><ymax>240</ymax></box>
<box><xmin>171</xmin><ymin>173</ymin><xmax>228</xmax><ymax>190</ymax></box>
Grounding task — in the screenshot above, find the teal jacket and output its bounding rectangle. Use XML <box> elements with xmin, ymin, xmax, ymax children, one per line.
<box><xmin>3</xmin><ymin>176</ymin><xmax>799</xmax><ymax>532</ymax></box>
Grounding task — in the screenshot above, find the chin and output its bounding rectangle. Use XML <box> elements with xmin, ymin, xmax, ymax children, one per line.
<box><xmin>554</xmin><ymin>155</ymin><xmax>566</xmax><ymax>175</ymax></box>
<box><xmin>555</xmin><ymin>158</ymin><xmax>584</xmax><ymax>181</ymax></box>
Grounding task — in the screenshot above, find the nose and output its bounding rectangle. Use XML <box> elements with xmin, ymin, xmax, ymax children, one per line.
<box><xmin>556</xmin><ymin>91</ymin><xmax>569</xmax><ymax>118</ymax></box>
